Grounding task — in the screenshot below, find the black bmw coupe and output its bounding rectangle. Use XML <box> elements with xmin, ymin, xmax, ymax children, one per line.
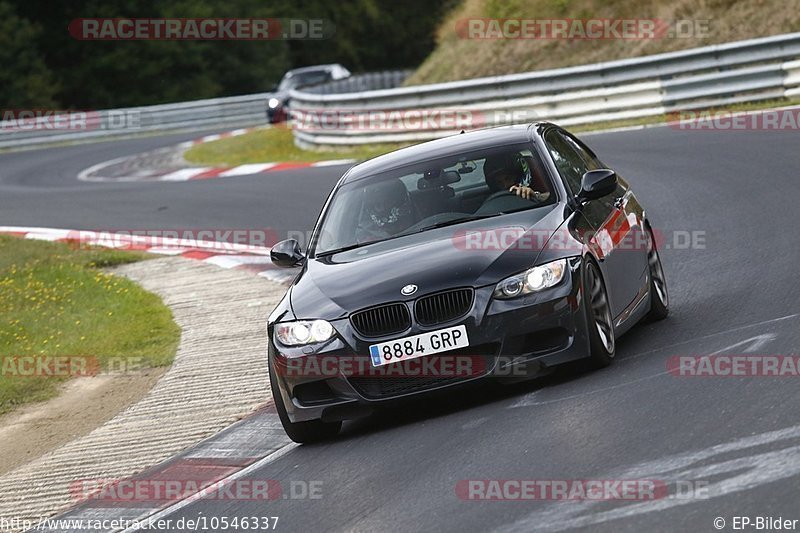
<box><xmin>267</xmin><ymin>123</ymin><xmax>669</xmax><ymax>443</ymax></box>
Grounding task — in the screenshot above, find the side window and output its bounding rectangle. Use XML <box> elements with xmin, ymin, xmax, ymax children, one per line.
<box><xmin>565</xmin><ymin>132</ymin><xmax>628</xmax><ymax>198</ymax></box>
<box><xmin>543</xmin><ymin>129</ymin><xmax>593</xmax><ymax>195</ymax></box>
<box><xmin>562</xmin><ymin>133</ymin><xmax>603</xmax><ymax>171</ymax></box>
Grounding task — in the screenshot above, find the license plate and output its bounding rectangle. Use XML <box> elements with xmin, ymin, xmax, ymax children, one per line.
<box><xmin>369</xmin><ymin>325</ymin><xmax>469</xmax><ymax>367</ymax></box>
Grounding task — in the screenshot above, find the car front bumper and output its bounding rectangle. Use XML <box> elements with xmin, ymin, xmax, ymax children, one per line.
<box><xmin>266</xmin><ymin>104</ymin><xmax>287</xmax><ymax>123</ymax></box>
<box><xmin>269</xmin><ymin>259</ymin><xmax>593</xmax><ymax>423</ymax></box>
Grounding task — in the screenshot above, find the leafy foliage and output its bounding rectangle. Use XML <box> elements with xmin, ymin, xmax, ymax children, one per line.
<box><xmin>0</xmin><ymin>2</ymin><xmax>58</xmax><ymax>107</ymax></box>
<box><xmin>2</xmin><ymin>0</ymin><xmax>450</xmax><ymax>108</ymax></box>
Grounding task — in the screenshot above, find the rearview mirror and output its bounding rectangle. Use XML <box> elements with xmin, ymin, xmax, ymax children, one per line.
<box><xmin>577</xmin><ymin>169</ymin><xmax>618</xmax><ymax>202</ymax></box>
<box><xmin>418</xmin><ymin>170</ymin><xmax>460</xmax><ymax>190</ymax></box>
<box><xmin>271</xmin><ymin>239</ymin><xmax>305</xmax><ymax>268</ymax></box>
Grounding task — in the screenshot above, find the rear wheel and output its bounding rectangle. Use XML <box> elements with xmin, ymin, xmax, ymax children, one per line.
<box><xmin>645</xmin><ymin>227</ymin><xmax>669</xmax><ymax>321</ymax></box>
<box><xmin>269</xmin><ymin>363</ymin><xmax>341</xmax><ymax>444</ymax></box>
<box><xmin>583</xmin><ymin>260</ymin><xmax>616</xmax><ymax>368</ymax></box>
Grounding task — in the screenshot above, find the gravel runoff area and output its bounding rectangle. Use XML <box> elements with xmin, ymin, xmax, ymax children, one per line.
<box><xmin>0</xmin><ymin>256</ymin><xmax>287</xmax><ymax>529</ymax></box>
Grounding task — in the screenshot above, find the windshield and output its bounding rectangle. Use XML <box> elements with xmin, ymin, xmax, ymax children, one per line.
<box><xmin>313</xmin><ymin>143</ymin><xmax>556</xmax><ymax>256</ymax></box>
<box><xmin>278</xmin><ymin>70</ymin><xmax>331</xmax><ymax>91</ymax></box>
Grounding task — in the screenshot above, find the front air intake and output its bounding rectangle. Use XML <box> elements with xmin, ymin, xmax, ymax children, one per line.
<box><xmin>414</xmin><ymin>288</ymin><xmax>474</xmax><ymax>326</ymax></box>
<box><xmin>350</xmin><ymin>303</ymin><xmax>411</xmax><ymax>338</ymax></box>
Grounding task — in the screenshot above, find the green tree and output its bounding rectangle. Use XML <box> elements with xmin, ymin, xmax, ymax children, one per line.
<box><xmin>4</xmin><ymin>0</ymin><xmax>448</xmax><ymax>108</ymax></box>
<box><xmin>283</xmin><ymin>0</ymin><xmax>453</xmax><ymax>71</ymax></box>
<box><xmin>0</xmin><ymin>2</ymin><xmax>57</xmax><ymax>107</ymax></box>
<box><xmin>9</xmin><ymin>0</ymin><xmax>290</xmax><ymax>108</ymax></box>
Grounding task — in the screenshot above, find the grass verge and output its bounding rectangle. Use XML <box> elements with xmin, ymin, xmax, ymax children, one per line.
<box><xmin>183</xmin><ymin>126</ymin><xmax>409</xmax><ymax>167</ymax></box>
<box><xmin>407</xmin><ymin>0</ymin><xmax>800</xmax><ymax>86</ymax></box>
<box><xmin>0</xmin><ymin>236</ymin><xmax>180</xmax><ymax>415</ymax></box>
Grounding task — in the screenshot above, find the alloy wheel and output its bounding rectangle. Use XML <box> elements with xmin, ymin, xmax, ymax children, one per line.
<box><xmin>647</xmin><ymin>231</ymin><xmax>669</xmax><ymax>308</ymax></box>
<box><xmin>587</xmin><ymin>264</ymin><xmax>615</xmax><ymax>354</ymax></box>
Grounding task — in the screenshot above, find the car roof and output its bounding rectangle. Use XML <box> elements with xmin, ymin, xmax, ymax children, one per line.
<box><xmin>341</xmin><ymin>123</ymin><xmax>553</xmax><ymax>183</ymax></box>
<box><xmin>286</xmin><ymin>64</ymin><xmax>341</xmax><ymax>75</ymax></box>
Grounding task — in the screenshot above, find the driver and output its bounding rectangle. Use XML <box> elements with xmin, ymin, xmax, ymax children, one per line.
<box><xmin>483</xmin><ymin>152</ymin><xmax>549</xmax><ymax>202</ymax></box>
<box><xmin>356</xmin><ymin>179</ymin><xmax>414</xmax><ymax>243</ymax></box>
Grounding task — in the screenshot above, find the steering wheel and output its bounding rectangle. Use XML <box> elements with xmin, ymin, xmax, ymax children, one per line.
<box><xmin>477</xmin><ymin>189</ymin><xmax>532</xmax><ymax>215</ymax></box>
<box><xmin>482</xmin><ymin>190</ymin><xmax>518</xmax><ymax>203</ymax></box>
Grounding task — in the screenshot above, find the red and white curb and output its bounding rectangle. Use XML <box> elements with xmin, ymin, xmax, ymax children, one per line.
<box><xmin>177</xmin><ymin>127</ymin><xmax>258</xmax><ymax>147</ymax></box>
<box><xmin>155</xmin><ymin>158</ymin><xmax>356</xmax><ymax>182</ymax></box>
<box><xmin>78</xmin><ymin>126</ymin><xmax>356</xmax><ymax>183</ymax></box>
<box><xmin>0</xmin><ymin>226</ymin><xmax>298</xmax><ymax>284</ymax></box>
<box><xmin>77</xmin><ymin>154</ymin><xmax>355</xmax><ymax>183</ymax></box>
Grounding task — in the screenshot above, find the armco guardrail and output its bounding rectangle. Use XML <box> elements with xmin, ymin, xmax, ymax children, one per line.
<box><xmin>288</xmin><ymin>33</ymin><xmax>800</xmax><ymax>148</ymax></box>
<box><xmin>0</xmin><ymin>70</ymin><xmax>411</xmax><ymax>150</ymax></box>
<box><xmin>0</xmin><ymin>93</ymin><xmax>273</xmax><ymax>150</ymax></box>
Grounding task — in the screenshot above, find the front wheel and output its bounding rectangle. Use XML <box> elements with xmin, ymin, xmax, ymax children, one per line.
<box><xmin>268</xmin><ymin>363</ymin><xmax>341</xmax><ymax>444</ymax></box>
<box><xmin>582</xmin><ymin>260</ymin><xmax>616</xmax><ymax>369</ymax></box>
<box><xmin>645</xmin><ymin>227</ymin><xmax>669</xmax><ymax>321</ymax></box>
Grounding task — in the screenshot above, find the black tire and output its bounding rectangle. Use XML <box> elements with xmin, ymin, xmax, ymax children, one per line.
<box><xmin>268</xmin><ymin>363</ymin><xmax>341</xmax><ymax>444</ymax></box>
<box><xmin>582</xmin><ymin>260</ymin><xmax>616</xmax><ymax>369</ymax></box>
<box><xmin>645</xmin><ymin>227</ymin><xmax>669</xmax><ymax>321</ymax></box>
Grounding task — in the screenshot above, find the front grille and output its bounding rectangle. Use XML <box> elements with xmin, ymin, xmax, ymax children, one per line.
<box><xmin>350</xmin><ymin>303</ymin><xmax>411</xmax><ymax>338</ymax></box>
<box><xmin>414</xmin><ymin>288</ymin><xmax>474</xmax><ymax>326</ymax></box>
<box><xmin>348</xmin><ymin>343</ymin><xmax>498</xmax><ymax>399</ymax></box>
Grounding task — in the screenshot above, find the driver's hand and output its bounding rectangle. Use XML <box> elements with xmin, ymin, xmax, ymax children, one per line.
<box><xmin>510</xmin><ymin>185</ymin><xmax>538</xmax><ymax>200</ymax></box>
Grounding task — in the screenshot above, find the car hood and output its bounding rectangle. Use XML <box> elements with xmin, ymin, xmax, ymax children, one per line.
<box><xmin>289</xmin><ymin>206</ymin><xmax>568</xmax><ymax>320</ymax></box>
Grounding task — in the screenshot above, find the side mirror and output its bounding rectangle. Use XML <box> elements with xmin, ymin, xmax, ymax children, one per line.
<box><xmin>577</xmin><ymin>169</ymin><xmax>618</xmax><ymax>202</ymax></box>
<box><xmin>270</xmin><ymin>239</ymin><xmax>305</xmax><ymax>268</ymax></box>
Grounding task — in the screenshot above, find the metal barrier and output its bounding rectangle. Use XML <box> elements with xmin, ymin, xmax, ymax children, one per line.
<box><xmin>287</xmin><ymin>33</ymin><xmax>800</xmax><ymax>148</ymax></box>
<box><xmin>0</xmin><ymin>70</ymin><xmax>412</xmax><ymax>150</ymax></box>
<box><xmin>0</xmin><ymin>93</ymin><xmax>273</xmax><ymax>149</ymax></box>
<box><xmin>3</xmin><ymin>34</ymin><xmax>799</xmax><ymax>151</ymax></box>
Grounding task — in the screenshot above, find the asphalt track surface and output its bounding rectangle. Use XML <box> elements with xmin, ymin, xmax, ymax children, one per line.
<box><xmin>2</xmin><ymin>126</ymin><xmax>800</xmax><ymax>532</ymax></box>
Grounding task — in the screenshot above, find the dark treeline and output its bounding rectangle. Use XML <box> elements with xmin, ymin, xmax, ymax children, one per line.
<box><xmin>1</xmin><ymin>0</ymin><xmax>452</xmax><ymax>108</ymax></box>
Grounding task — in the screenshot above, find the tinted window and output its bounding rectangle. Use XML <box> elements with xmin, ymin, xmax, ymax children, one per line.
<box><xmin>565</xmin><ymin>133</ymin><xmax>603</xmax><ymax>168</ymax></box>
<box><xmin>313</xmin><ymin>144</ymin><xmax>557</xmax><ymax>255</ymax></box>
<box><xmin>543</xmin><ymin>129</ymin><xmax>600</xmax><ymax>195</ymax></box>
<box><xmin>564</xmin><ymin>131</ymin><xmax>627</xmax><ymax>200</ymax></box>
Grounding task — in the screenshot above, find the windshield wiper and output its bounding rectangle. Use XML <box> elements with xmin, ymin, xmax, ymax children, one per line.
<box><xmin>409</xmin><ymin>213</ymin><xmax>501</xmax><ymax>234</ymax></box>
<box><xmin>315</xmin><ymin>242</ymin><xmax>368</xmax><ymax>257</ymax></box>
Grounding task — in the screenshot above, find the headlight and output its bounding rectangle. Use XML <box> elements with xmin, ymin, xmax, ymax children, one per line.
<box><xmin>268</xmin><ymin>98</ymin><xmax>280</xmax><ymax>109</ymax></box>
<box><xmin>275</xmin><ymin>320</ymin><xmax>335</xmax><ymax>346</ymax></box>
<box><xmin>493</xmin><ymin>259</ymin><xmax>568</xmax><ymax>299</ymax></box>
